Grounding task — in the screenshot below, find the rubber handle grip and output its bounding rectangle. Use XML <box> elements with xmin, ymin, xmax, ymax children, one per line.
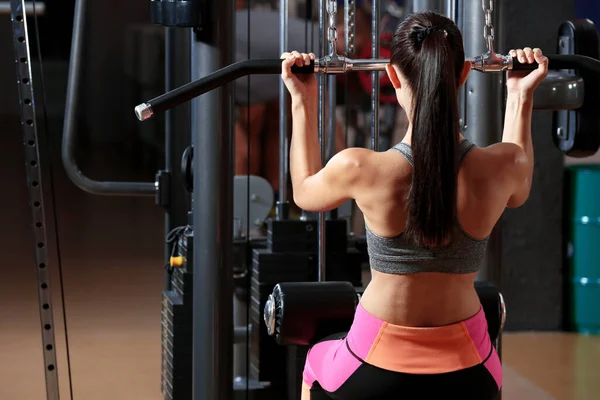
<box><xmin>511</xmin><ymin>57</ymin><xmax>539</xmax><ymax>71</ymax></box>
<box><xmin>293</xmin><ymin>59</ymin><xmax>315</xmax><ymax>73</ymax></box>
<box><xmin>264</xmin><ymin>58</ymin><xmax>315</xmax><ymax>74</ymax></box>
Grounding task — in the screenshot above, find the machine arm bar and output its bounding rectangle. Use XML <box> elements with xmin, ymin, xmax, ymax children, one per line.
<box><xmin>481</xmin><ymin>54</ymin><xmax>600</xmax><ymax>73</ymax></box>
<box><xmin>545</xmin><ymin>54</ymin><xmax>600</xmax><ymax>74</ymax></box>
<box><xmin>135</xmin><ymin>58</ymin><xmax>314</xmax><ymax>121</ymax></box>
<box><xmin>136</xmin><ymin>54</ymin><xmax>600</xmax><ymax>122</ymax></box>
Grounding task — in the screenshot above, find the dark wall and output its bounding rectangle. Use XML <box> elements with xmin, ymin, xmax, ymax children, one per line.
<box><xmin>501</xmin><ymin>0</ymin><xmax>575</xmax><ymax>331</ymax></box>
<box><xmin>82</xmin><ymin>0</ymin><xmax>154</xmax><ymax>144</ymax></box>
<box><xmin>576</xmin><ymin>0</ymin><xmax>600</xmax><ymax>23</ymax></box>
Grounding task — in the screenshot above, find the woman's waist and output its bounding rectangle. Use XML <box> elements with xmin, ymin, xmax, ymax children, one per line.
<box><xmin>360</xmin><ymin>271</ymin><xmax>481</xmax><ymax>327</ymax></box>
<box><xmin>345</xmin><ymin>296</ymin><xmax>494</xmax><ymax>374</ymax></box>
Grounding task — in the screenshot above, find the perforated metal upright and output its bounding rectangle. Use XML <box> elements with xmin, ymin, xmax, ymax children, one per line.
<box><xmin>9</xmin><ymin>1</ymin><xmax>60</xmax><ymax>399</ymax></box>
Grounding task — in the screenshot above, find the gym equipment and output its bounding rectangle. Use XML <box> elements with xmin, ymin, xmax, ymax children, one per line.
<box><xmin>248</xmin><ymin>218</ymin><xmax>363</xmax><ymax>393</ymax></box>
<box><xmin>9</xmin><ymin>1</ymin><xmax>60</xmax><ymax>399</ymax></box>
<box><xmin>553</xmin><ymin>20</ymin><xmax>600</xmax><ymax>157</ymax></box>
<box><xmin>232</xmin><ymin>176</ymin><xmax>275</xmax><ymax>238</ymax></box>
<box><xmin>264</xmin><ymin>281</ymin><xmax>359</xmax><ymax>345</ymax></box>
<box><xmin>344</xmin><ymin>0</ymin><xmax>356</xmax><ymax>56</ymax></box>
<box><xmin>264</xmin><ymin>280</ymin><xmax>506</xmax><ymax>346</ymax></box>
<box><xmin>135</xmin><ymin>45</ymin><xmax>600</xmax><ymax>124</ymax></box>
<box><xmin>161</xmin><ymin>221</ymin><xmax>256</xmax><ymax>399</ymax></box>
<box><xmin>150</xmin><ymin>0</ymin><xmax>202</xmax><ymax>27</ymax></box>
<box><xmin>63</xmin><ymin>0</ymin><xmax>156</xmax><ymax>196</ymax></box>
<box><xmin>180</xmin><ymin>146</ymin><xmax>275</xmax><ymax>236</ymax></box>
<box><xmin>0</xmin><ymin>1</ymin><xmax>44</xmax><ymax>14</ymax></box>
<box><xmin>134</xmin><ymin>59</ymin><xmax>314</xmax><ymax>121</ymax></box>
<box><xmin>279</xmin><ymin>0</ymin><xmax>291</xmax><ymax>220</ymax></box>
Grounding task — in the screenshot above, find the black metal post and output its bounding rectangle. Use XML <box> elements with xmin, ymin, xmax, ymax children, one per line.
<box><xmin>410</xmin><ymin>0</ymin><xmax>445</xmax><ymax>13</ymax></box>
<box><xmin>278</xmin><ymin>0</ymin><xmax>290</xmax><ymax>220</ymax></box>
<box><xmin>371</xmin><ymin>0</ymin><xmax>380</xmax><ymax>151</ymax></box>
<box><xmin>164</xmin><ymin>27</ymin><xmax>192</xmax><ymax>290</ymax></box>
<box><xmin>461</xmin><ymin>0</ymin><xmax>504</xmax><ymax>288</ymax></box>
<box><xmin>190</xmin><ymin>1</ymin><xmax>234</xmax><ymax>399</ymax></box>
<box><xmin>317</xmin><ymin>0</ymin><xmax>328</xmax><ymax>281</ymax></box>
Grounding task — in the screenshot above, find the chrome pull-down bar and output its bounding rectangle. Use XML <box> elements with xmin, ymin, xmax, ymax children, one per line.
<box><xmin>134</xmin><ymin>53</ymin><xmax>600</xmax><ymax>122</ymax></box>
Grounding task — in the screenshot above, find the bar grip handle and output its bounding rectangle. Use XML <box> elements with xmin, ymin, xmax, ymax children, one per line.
<box><xmin>511</xmin><ymin>54</ymin><xmax>600</xmax><ymax>75</ymax></box>
<box><xmin>269</xmin><ymin>58</ymin><xmax>315</xmax><ymax>74</ymax></box>
<box><xmin>511</xmin><ymin>57</ymin><xmax>539</xmax><ymax>71</ymax></box>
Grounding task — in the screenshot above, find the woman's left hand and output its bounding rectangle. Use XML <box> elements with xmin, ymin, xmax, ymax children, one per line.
<box><xmin>281</xmin><ymin>51</ymin><xmax>317</xmax><ymax>102</ymax></box>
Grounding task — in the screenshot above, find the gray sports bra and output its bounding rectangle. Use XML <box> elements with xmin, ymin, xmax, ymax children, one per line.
<box><xmin>366</xmin><ymin>139</ymin><xmax>489</xmax><ymax>275</ymax></box>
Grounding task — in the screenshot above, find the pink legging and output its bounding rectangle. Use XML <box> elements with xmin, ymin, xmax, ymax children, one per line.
<box><xmin>302</xmin><ymin>304</ymin><xmax>502</xmax><ymax>399</ymax></box>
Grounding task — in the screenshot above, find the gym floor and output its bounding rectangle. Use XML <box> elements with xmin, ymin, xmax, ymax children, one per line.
<box><xmin>1</xmin><ymin>119</ymin><xmax>599</xmax><ymax>400</ymax></box>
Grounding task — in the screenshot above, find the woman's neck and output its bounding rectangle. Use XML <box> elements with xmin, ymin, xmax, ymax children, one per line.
<box><xmin>399</xmin><ymin>126</ymin><xmax>466</xmax><ymax>147</ymax></box>
<box><xmin>402</xmin><ymin>125</ymin><xmax>413</xmax><ymax>145</ymax></box>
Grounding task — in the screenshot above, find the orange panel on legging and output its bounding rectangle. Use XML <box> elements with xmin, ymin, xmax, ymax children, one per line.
<box><xmin>364</xmin><ymin>316</ymin><xmax>483</xmax><ymax>374</ymax></box>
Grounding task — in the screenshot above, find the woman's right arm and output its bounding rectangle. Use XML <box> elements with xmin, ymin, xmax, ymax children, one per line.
<box><xmin>500</xmin><ymin>47</ymin><xmax>548</xmax><ymax>207</ymax></box>
<box><xmin>501</xmin><ymin>93</ymin><xmax>534</xmax><ymax>207</ymax></box>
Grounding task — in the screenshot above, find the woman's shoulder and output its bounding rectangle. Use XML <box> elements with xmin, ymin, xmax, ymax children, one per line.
<box><xmin>463</xmin><ymin>142</ymin><xmax>526</xmax><ymax>178</ymax></box>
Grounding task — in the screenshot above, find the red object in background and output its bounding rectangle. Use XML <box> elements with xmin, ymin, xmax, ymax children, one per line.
<box><xmin>337</xmin><ymin>32</ymin><xmax>398</xmax><ymax>104</ymax></box>
<box><xmin>356</xmin><ymin>40</ymin><xmax>397</xmax><ymax>103</ymax></box>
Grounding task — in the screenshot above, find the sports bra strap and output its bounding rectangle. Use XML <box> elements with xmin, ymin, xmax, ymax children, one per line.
<box><xmin>391</xmin><ymin>139</ymin><xmax>474</xmax><ymax>167</ymax></box>
<box><xmin>392</xmin><ymin>142</ymin><xmax>414</xmax><ymax>165</ymax></box>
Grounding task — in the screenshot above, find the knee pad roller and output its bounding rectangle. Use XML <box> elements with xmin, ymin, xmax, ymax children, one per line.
<box><xmin>264</xmin><ymin>281</ymin><xmax>506</xmax><ymax>345</ymax></box>
<box><xmin>474</xmin><ymin>281</ymin><xmax>507</xmax><ymax>343</ymax></box>
<box><xmin>264</xmin><ymin>281</ymin><xmax>359</xmax><ymax>345</ymax></box>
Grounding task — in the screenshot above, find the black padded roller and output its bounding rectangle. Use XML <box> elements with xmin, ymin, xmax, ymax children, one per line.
<box><xmin>265</xmin><ymin>281</ymin><xmax>358</xmax><ymax>346</ymax></box>
<box><xmin>264</xmin><ymin>280</ymin><xmax>503</xmax><ymax>346</ymax></box>
<box><xmin>474</xmin><ymin>281</ymin><xmax>504</xmax><ymax>343</ymax></box>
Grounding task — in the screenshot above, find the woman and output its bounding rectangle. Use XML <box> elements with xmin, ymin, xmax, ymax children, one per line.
<box><xmin>280</xmin><ymin>11</ymin><xmax>548</xmax><ymax>400</ymax></box>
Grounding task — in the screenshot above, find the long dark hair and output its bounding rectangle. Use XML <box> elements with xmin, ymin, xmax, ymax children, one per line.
<box><xmin>390</xmin><ymin>12</ymin><xmax>465</xmax><ymax>247</ymax></box>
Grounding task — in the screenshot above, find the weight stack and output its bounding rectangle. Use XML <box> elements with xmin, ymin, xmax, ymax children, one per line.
<box><xmin>161</xmin><ymin>231</ymin><xmax>194</xmax><ymax>400</ymax></box>
<box><xmin>249</xmin><ymin>218</ymin><xmax>363</xmax><ymax>391</ymax></box>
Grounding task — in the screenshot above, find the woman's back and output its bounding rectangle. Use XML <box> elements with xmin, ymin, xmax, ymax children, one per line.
<box><xmin>358</xmin><ymin>138</ymin><xmax>520</xmax><ymax>327</ymax></box>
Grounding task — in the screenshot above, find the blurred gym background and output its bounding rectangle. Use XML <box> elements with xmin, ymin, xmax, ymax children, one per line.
<box><xmin>0</xmin><ymin>0</ymin><xmax>599</xmax><ymax>399</ymax></box>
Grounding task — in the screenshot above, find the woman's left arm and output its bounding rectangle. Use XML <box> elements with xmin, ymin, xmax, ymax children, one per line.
<box><xmin>289</xmin><ymin>97</ymin><xmax>370</xmax><ymax>212</ymax></box>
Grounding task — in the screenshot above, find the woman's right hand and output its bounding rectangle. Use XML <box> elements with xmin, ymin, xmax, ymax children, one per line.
<box><xmin>506</xmin><ymin>47</ymin><xmax>549</xmax><ymax>97</ymax></box>
<box><xmin>281</xmin><ymin>51</ymin><xmax>317</xmax><ymax>102</ymax></box>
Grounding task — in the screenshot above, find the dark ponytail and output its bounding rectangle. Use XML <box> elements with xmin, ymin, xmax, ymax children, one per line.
<box><xmin>390</xmin><ymin>12</ymin><xmax>465</xmax><ymax>247</ymax></box>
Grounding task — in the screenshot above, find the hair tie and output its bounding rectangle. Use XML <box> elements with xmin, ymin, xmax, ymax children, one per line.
<box><xmin>416</xmin><ymin>26</ymin><xmax>448</xmax><ymax>44</ymax></box>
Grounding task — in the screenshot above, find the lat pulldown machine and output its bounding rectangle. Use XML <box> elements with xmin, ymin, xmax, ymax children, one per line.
<box><xmin>133</xmin><ymin>2</ymin><xmax>600</xmax><ymax>400</ymax></box>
